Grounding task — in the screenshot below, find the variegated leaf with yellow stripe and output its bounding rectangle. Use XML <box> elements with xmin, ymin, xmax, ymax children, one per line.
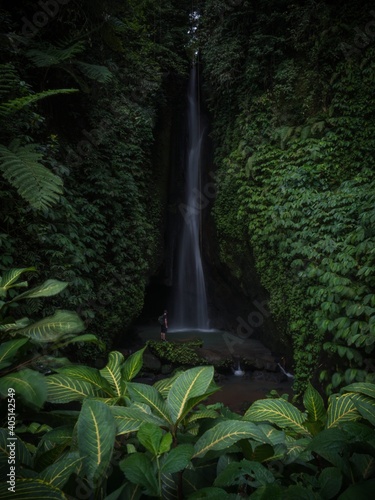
<box><xmin>244</xmin><ymin>398</ymin><xmax>310</xmax><ymax>436</ymax></box>
<box><xmin>77</xmin><ymin>399</ymin><xmax>116</xmax><ymax>488</ymax></box>
<box><xmin>326</xmin><ymin>393</ymin><xmax>361</xmax><ymax>428</ymax></box>
<box><xmin>100</xmin><ymin>351</ymin><xmax>124</xmax><ymax>397</ymax></box>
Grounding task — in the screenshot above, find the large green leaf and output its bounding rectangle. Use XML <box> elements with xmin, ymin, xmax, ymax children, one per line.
<box><xmin>38</xmin><ymin>451</ymin><xmax>82</xmax><ymax>489</ymax></box>
<box><xmin>307</xmin><ymin>428</ymin><xmax>349</xmax><ymax>471</ymax></box>
<box><xmin>137</xmin><ymin>423</ymin><xmax>172</xmax><ymax>456</ymax></box>
<box><xmin>343</xmin><ymin>382</ymin><xmax>375</xmax><ymax>400</ymax></box>
<box><xmin>110</xmin><ymin>406</ymin><xmax>165</xmax><ymax>435</ymax></box>
<box><xmin>0</xmin><ymin>338</ymin><xmax>28</xmax><ymax>369</ymax></box>
<box><xmin>0</xmin><ymin>369</ymin><xmax>47</xmax><ymax>409</ymax></box>
<box><xmin>326</xmin><ymin>394</ymin><xmax>361</xmax><ymax>428</ymax></box>
<box><xmin>46</xmin><ymin>374</ymin><xmax>99</xmax><ymax>403</ymax></box>
<box><xmin>318</xmin><ymin>467</ymin><xmax>342</xmax><ymax>499</ymax></box>
<box><xmin>77</xmin><ymin>400</ymin><xmax>116</xmax><ymax>488</ymax></box>
<box><xmin>119</xmin><ymin>453</ymin><xmax>159</xmax><ymax>496</ymax></box>
<box><xmin>349</xmin><ymin>393</ymin><xmax>375</xmax><ymax>426</ymax></box>
<box><xmin>193</xmin><ymin>420</ymin><xmax>269</xmax><ymax>459</ymax></box>
<box><xmin>0</xmin><ymin>267</ymin><xmax>35</xmax><ymax>295</ymax></box>
<box><xmin>167</xmin><ymin>366</ymin><xmax>214</xmax><ymax>424</ymax></box>
<box><xmin>56</xmin><ymin>365</ymin><xmax>112</xmax><ymax>396</ymax></box>
<box><xmin>338</xmin><ymin>479</ymin><xmax>375</xmax><ymax>500</ymax></box>
<box><xmin>244</xmin><ymin>399</ymin><xmax>309</xmax><ymax>435</ymax></box>
<box><xmin>214</xmin><ymin>459</ymin><xmax>275</xmax><ymax>487</ymax></box>
<box><xmin>303</xmin><ymin>383</ymin><xmax>326</xmax><ymax>423</ymax></box>
<box><xmin>188</xmin><ymin>487</ymin><xmax>235</xmax><ymax>499</ymax></box>
<box><xmin>121</xmin><ymin>347</ymin><xmax>145</xmax><ymax>382</ymax></box>
<box><xmin>100</xmin><ymin>351</ymin><xmax>124</xmax><ymax>397</ymax></box>
<box><xmin>17</xmin><ymin>310</ymin><xmax>85</xmax><ymax>343</ymax></box>
<box><xmin>127</xmin><ymin>382</ymin><xmax>172</xmax><ymax>425</ymax></box>
<box><xmin>161</xmin><ymin>444</ymin><xmax>194</xmax><ymax>474</ymax></box>
<box><xmin>11</xmin><ymin>279</ymin><xmax>68</xmax><ymax>301</ymax></box>
<box><xmin>0</xmin><ymin>479</ymin><xmax>66</xmax><ymax>499</ymax></box>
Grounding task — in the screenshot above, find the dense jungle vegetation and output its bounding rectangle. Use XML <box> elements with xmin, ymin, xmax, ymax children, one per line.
<box><xmin>0</xmin><ymin>0</ymin><xmax>375</xmax><ymax>498</ymax></box>
<box><xmin>199</xmin><ymin>0</ymin><xmax>375</xmax><ymax>394</ymax></box>
<box><xmin>0</xmin><ymin>0</ymin><xmax>191</xmax><ymax>358</ymax></box>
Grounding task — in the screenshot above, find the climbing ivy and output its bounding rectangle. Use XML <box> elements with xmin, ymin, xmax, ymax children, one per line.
<box><xmin>200</xmin><ymin>0</ymin><xmax>375</xmax><ymax>394</ymax></box>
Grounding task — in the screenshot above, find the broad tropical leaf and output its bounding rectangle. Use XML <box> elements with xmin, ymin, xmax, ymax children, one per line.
<box><xmin>61</xmin><ymin>334</ymin><xmax>103</xmax><ymax>348</ymax></box>
<box><xmin>56</xmin><ymin>365</ymin><xmax>112</xmax><ymax>396</ymax></box>
<box><xmin>326</xmin><ymin>393</ymin><xmax>361</xmax><ymax>428</ymax></box>
<box><xmin>127</xmin><ymin>382</ymin><xmax>172</xmax><ymax>425</ymax></box>
<box><xmin>188</xmin><ymin>487</ymin><xmax>235</xmax><ymax>498</ymax></box>
<box><xmin>38</xmin><ymin>451</ymin><xmax>82</xmax><ymax>489</ymax></box>
<box><xmin>161</xmin><ymin>444</ymin><xmax>195</xmax><ymax>474</ymax></box>
<box><xmin>0</xmin><ymin>369</ymin><xmax>47</xmax><ymax>409</ymax></box>
<box><xmin>349</xmin><ymin>393</ymin><xmax>375</xmax><ymax>426</ymax></box>
<box><xmin>110</xmin><ymin>406</ymin><xmax>165</xmax><ymax>435</ymax></box>
<box><xmin>12</xmin><ymin>279</ymin><xmax>68</xmax><ymax>301</ymax></box>
<box><xmin>0</xmin><ymin>338</ymin><xmax>28</xmax><ymax>369</ymax></box>
<box><xmin>185</xmin><ymin>408</ymin><xmax>220</xmax><ymax>425</ymax></box>
<box><xmin>121</xmin><ymin>347</ymin><xmax>145</xmax><ymax>382</ymax></box>
<box><xmin>119</xmin><ymin>453</ymin><xmax>159</xmax><ymax>496</ymax></box>
<box><xmin>46</xmin><ymin>375</ymin><xmax>99</xmax><ymax>403</ymax></box>
<box><xmin>193</xmin><ymin>420</ymin><xmax>269</xmax><ymax>459</ymax></box>
<box><xmin>167</xmin><ymin>366</ymin><xmax>214</xmax><ymax>424</ymax></box>
<box><xmin>244</xmin><ymin>399</ymin><xmax>309</xmax><ymax>435</ymax></box>
<box><xmin>0</xmin><ymin>479</ymin><xmax>66</xmax><ymax>499</ymax></box>
<box><xmin>214</xmin><ymin>459</ymin><xmax>275</xmax><ymax>487</ymax></box>
<box><xmin>0</xmin><ymin>267</ymin><xmax>35</xmax><ymax>295</ymax></box>
<box><xmin>77</xmin><ymin>400</ymin><xmax>116</xmax><ymax>488</ymax></box>
<box><xmin>100</xmin><ymin>351</ymin><xmax>124</xmax><ymax>397</ymax></box>
<box><xmin>343</xmin><ymin>382</ymin><xmax>375</xmax><ymax>400</ymax></box>
<box><xmin>0</xmin><ymin>317</ymin><xmax>31</xmax><ymax>332</ymax></box>
<box><xmin>137</xmin><ymin>423</ymin><xmax>172</xmax><ymax>456</ymax></box>
<box><xmin>153</xmin><ymin>371</ymin><xmax>183</xmax><ymax>397</ymax></box>
<box><xmin>0</xmin><ymin>141</ymin><xmax>63</xmax><ymax>210</ymax></box>
<box><xmin>318</xmin><ymin>467</ymin><xmax>342</xmax><ymax>499</ymax></box>
<box><xmin>303</xmin><ymin>383</ymin><xmax>326</xmax><ymax>423</ymax></box>
<box><xmin>17</xmin><ymin>310</ymin><xmax>85</xmax><ymax>343</ymax></box>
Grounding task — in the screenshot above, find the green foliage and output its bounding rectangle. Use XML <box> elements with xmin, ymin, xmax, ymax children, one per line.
<box><xmin>147</xmin><ymin>339</ymin><xmax>205</xmax><ymax>366</ymax></box>
<box><xmin>200</xmin><ymin>0</ymin><xmax>375</xmax><ymax>394</ymax></box>
<box><xmin>0</xmin><ymin>268</ymin><xmax>100</xmax><ymax>409</ymax></box>
<box><xmin>2</xmin><ymin>342</ymin><xmax>374</xmax><ymax>498</ymax></box>
<box><xmin>0</xmin><ymin>0</ymin><xmax>190</xmax><ymax>350</ymax></box>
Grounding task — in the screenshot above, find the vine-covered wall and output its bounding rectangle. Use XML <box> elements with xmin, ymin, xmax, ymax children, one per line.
<box><xmin>199</xmin><ymin>0</ymin><xmax>375</xmax><ymax>394</ymax></box>
<box><xmin>0</xmin><ymin>0</ymin><xmax>191</xmax><ymax>357</ymax></box>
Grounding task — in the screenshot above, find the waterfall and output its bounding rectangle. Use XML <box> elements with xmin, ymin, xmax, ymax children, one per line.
<box><xmin>171</xmin><ymin>65</ymin><xmax>209</xmax><ymax>330</ymax></box>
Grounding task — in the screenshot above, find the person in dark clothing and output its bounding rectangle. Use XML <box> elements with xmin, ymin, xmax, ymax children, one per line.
<box><xmin>160</xmin><ymin>309</ymin><xmax>168</xmax><ymax>341</ymax></box>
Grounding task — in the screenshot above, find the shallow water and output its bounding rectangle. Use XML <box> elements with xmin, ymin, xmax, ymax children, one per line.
<box><xmin>136</xmin><ymin>326</ymin><xmax>294</xmax><ymax>413</ymax></box>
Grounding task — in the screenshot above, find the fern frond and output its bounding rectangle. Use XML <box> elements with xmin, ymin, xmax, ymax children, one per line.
<box><xmin>26</xmin><ymin>41</ymin><xmax>86</xmax><ymax>67</ymax></box>
<box><xmin>0</xmin><ymin>88</ymin><xmax>78</xmax><ymax>118</ymax></box>
<box><xmin>0</xmin><ymin>64</ymin><xmax>20</xmax><ymax>98</ymax></box>
<box><xmin>0</xmin><ymin>140</ymin><xmax>63</xmax><ymax>210</ymax></box>
<box><xmin>75</xmin><ymin>61</ymin><xmax>113</xmax><ymax>83</ymax></box>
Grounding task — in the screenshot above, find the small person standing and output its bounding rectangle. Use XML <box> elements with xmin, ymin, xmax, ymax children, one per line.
<box><xmin>159</xmin><ymin>309</ymin><xmax>168</xmax><ymax>341</ymax></box>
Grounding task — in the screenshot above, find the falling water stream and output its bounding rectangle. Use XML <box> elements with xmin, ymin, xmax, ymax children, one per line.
<box><xmin>171</xmin><ymin>65</ymin><xmax>209</xmax><ymax>330</ymax></box>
